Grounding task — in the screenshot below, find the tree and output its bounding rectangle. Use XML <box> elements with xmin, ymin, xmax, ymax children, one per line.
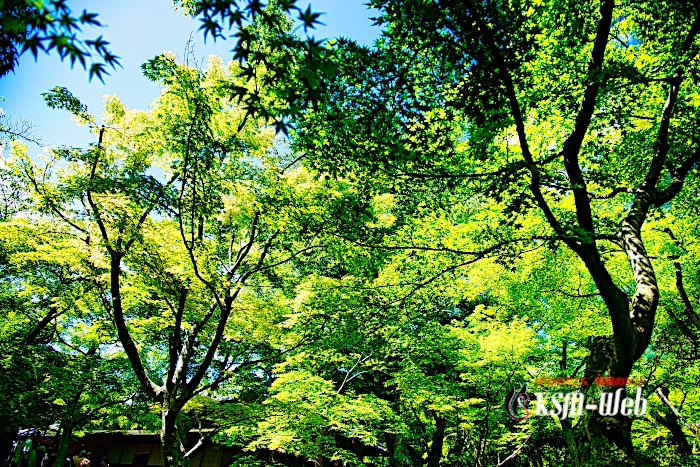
<box><xmin>0</xmin><ymin>200</ymin><xmax>152</xmax><ymax>466</ymax></box>
<box><xmin>10</xmin><ymin>51</ymin><xmax>335</xmax><ymax>467</ymax></box>
<box><xmin>5</xmin><ymin>0</ymin><xmax>700</xmax><ymax>464</ymax></box>
<box><xmin>288</xmin><ymin>0</ymin><xmax>700</xmax><ymax>462</ymax></box>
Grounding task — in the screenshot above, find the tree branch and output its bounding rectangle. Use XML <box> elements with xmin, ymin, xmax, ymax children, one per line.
<box><xmin>664</xmin><ymin>228</ymin><xmax>700</xmax><ymax>335</ymax></box>
<box><xmin>561</xmin><ymin>0</ymin><xmax>615</xmax><ymax>239</ymax></box>
<box><xmin>496</xmin><ymin>433</ymin><xmax>532</xmax><ymax>467</ymax></box>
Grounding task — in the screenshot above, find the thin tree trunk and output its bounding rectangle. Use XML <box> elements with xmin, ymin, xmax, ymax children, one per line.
<box><xmin>655</xmin><ymin>387</ymin><xmax>693</xmax><ymax>456</ymax></box>
<box><xmin>559</xmin><ymin>418</ymin><xmax>580</xmax><ymax>467</ymax></box>
<box><xmin>664</xmin><ymin>229</ymin><xmax>700</xmax><ymax>340</ymax></box>
<box><xmin>426</xmin><ymin>415</ymin><xmax>446</xmax><ymax>467</ymax></box>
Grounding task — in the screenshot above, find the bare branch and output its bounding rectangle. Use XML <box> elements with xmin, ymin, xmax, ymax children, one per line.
<box><xmin>496</xmin><ymin>433</ymin><xmax>532</xmax><ymax>467</ymax></box>
<box><xmin>337</xmin><ymin>353</ymin><xmax>372</xmax><ymax>394</ymax></box>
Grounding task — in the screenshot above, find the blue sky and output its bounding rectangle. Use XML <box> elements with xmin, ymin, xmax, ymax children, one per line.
<box><xmin>0</xmin><ymin>0</ymin><xmax>380</xmax><ymax>151</ymax></box>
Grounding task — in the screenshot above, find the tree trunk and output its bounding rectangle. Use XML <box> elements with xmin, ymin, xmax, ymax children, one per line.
<box><xmin>161</xmin><ymin>397</ymin><xmax>187</xmax><ymax>467</ymax></box>
<box><xmin>0</xmin><ymin>426</ymin><xmax>12</xmax><ymax>467</ymax></box>
<box><xmin>559</xmin><ymin>418</ymin><xmax>580</xmax><ymax>467</ymax></box>
<box><xmin>54</xmin><ymin>419</ymin><xmax>74</xmax><ymax>467</ymax></box>
<box><xmin>656</xmin><ymin>413</ymin><xmax>692</xmax><ymax>456</ymax></box>
<box><xmin>574</xmin><ymin>199</ymin><xmax>663</xmax><ymax>462</ymax></box>
<box><xmin>580</xmin><ymin>336</ymin><xmax>635</xmax><ymax>464</ymax></box>
<box><xmin>426</xmin><ymin>415</ymin><xmax>445</xmax><ymax>467</ymax></box>
<box><xmin>655</xmin><ymin>387</ymin><xmax>693</xmax><ymax>456</ymax></box>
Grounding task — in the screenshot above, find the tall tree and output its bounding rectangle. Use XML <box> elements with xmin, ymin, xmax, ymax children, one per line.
<box><xmin>289</xmin><ymin>0</ymin><xmax>700</xmax><ymax>461</ymax></box>
<box><xmin>11</xmin><ymin>53</ymin><xmax>329</xmax><ymax>467</ymax></box>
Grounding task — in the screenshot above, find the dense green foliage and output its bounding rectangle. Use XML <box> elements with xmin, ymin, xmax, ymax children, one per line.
<box><xmin>2</xmin><ymin>1</ymin><xmax>700</xmax><ymax>467</ymax></box>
